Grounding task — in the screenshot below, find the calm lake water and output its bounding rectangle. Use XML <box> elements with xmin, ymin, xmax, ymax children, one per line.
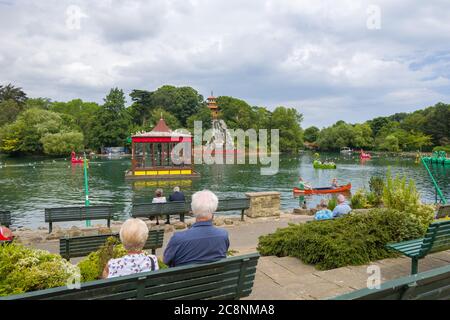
<box><xmin>0</xmin><ymin>152</ymin><xmax>449</xmax><ymax>228</ymax></box>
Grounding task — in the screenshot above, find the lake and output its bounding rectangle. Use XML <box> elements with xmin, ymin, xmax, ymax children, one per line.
<box><xmin>0</xmin><ymin>152</ymin><xmax>448</xmax><ymax>228</ymax></box>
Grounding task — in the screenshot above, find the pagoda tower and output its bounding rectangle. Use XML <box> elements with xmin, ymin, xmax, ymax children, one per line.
<box><xmin>207</xmin><ymin>92</ymin><xmax>219</xmax><ymax>120</ymax></box>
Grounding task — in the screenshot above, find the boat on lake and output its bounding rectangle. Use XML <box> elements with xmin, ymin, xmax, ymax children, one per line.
<box><xmin>293</xmin><ymin>183</ymin><xmax>352</xmax><ymax>195</ymax></box>
<box><xmin>313</xmin><ymin>160</ymin><xmax>336</xmax><ymax>169</ymax></box>
<box><xmin>340</xmin><ymin>147</ymin><xmax>353</xmax><ymax>154</ymax></box>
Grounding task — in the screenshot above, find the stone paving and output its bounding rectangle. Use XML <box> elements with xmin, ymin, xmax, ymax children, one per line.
<box><xmin>27</xmin><ymin>214</ymin><xmax>450</xmax><ymax>300</ymax></box>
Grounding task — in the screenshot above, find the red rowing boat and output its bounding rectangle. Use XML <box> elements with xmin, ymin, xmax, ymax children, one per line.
<box><xmin>293</xmin><ymin>183</ymin><xmax>352</xmax><ymax>195</ymax></box>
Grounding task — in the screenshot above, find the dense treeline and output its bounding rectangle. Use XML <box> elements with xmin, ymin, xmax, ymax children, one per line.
<box><xmin>304</xmin><ymin>103</ymin><xmax>450</xmax><ymax>152</ymax></box>
<box><xmin>0</xmin><ymin>83</ymin><xmax>304</xmax><ymax>156</ymax></box>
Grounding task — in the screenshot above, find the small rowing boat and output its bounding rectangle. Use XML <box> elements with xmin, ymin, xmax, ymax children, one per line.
<box><xmin>293</xmin><ymin>183</ymin><xmax>352</xmax><ymax>195</ymax></box>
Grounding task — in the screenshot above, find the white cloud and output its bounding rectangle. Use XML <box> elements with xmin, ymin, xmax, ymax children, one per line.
<box><xmin>0</xmin><ymin>0</ymin><xmax>450</xmax><ymax>127</ymax></box>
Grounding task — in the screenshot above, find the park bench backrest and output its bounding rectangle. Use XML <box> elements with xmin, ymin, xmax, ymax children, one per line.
<box><xmin>59</xmin><ymin>229</ymin><xmax>165</xmax><ymax>260</ymax></box>
<box><xmin>216</xmin><ymin>198</ymin><xmax>250</xmax><ymax>212</ymax></box>
<box><xmin>0</xmin><ymin>211</ymin><xmax>11</xmax><ymax>227</ymax></box>
<box><xmin>131</xmin><ymin>198</ymin><xmax>251</xmax><ymax>223</ymax></box>
<box><xmin>419</xmin><ymin>220</ymin><xmax>450</xmax><ymax>257</ymax></box>
<box><xmin>45</xmin><ymin>206</ymin><xmax>114</xmax><ymax>222</ymax></box>
<box><xmin>45</xmin><ymin>206</ymin><xmax>115</xmax><ymax>233</ymax></box>
<box><xmin>436</xmin><ymin>204</ymin><xmax>450</xmax><ymax>219</ymax></box>
<box><xmin>331</xmin><ymin>264</ymin><xmax>450</xmax><ymax>300</ymax></box>
<box><xmin>2</xmin><ymin>253</ymin><xmax>260</xmax><ymax>300</ymax></box>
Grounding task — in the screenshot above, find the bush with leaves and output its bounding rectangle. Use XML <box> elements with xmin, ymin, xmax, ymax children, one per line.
<box><xmin>257</xmin><ymin>209</ymin><xmax>425</xmax><ymax>270</ymax></box>
<box><xmin>350</xmin><ymin>189</ymin><xmax>370</xmax><ymax>209</ymax></box>
<box><xmin>77</xmin><ymin>237</ymin><xmax>168</xmax><ymax>282</ymax></box>
<box><xmin>382</xmin><ymin>169</ymin><xmax>434</xmax><ymax>230</ymax></box>
<box><xmin>368</xmin><ymin>176</ymin><xmax>384</xmax><ymax>206</ymax></box>
<box><xmin>0</xmin><ymin>243</ymin><xmax>78</xmax><ymax>296</ymax></box>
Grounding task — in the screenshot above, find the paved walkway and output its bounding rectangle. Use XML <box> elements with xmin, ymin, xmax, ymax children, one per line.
<box><xmin>31</xmin><ymin>214</ymin><xmax>450</xmax><ymax>299</ymax></box>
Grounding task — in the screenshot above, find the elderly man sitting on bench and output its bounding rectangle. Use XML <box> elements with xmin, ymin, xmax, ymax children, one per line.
<box><xmin>163</xmin><ymin>190</ymin><xmax>230</xmax><ymax>267</ymax></box>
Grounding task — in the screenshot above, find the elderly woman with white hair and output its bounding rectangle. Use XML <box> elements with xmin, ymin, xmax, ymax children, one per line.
<box><xmin>102</xmin><ymin>218</ymin><xmax>159</xmax><ymax>278</ymax></box>
<box><xmin>163</xmin><ymin>190</ymin><xmax>229</xmax><ymax>267</ymax></box>
<box><xmin>332</xmin><ymin>194</ymin><xmax>352</xmax><ymax>218</ymax></box>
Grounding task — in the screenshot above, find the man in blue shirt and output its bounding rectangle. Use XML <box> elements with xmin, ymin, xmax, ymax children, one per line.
<box><xmin>168</xmin><ymin>186</ymin><xmax>186</xmax><ymax>202</ymax></box>
<box><xmin>332</xmin><ymin>194</ymin><xmax>352</xmax><ymax>218</ymax></box>
<box><xmin>163</xmin><ymin>190</ymin><xmax>229</xmax><ymax>267</ymax></box>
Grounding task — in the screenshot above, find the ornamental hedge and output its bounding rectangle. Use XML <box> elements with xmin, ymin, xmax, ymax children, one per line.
<box><xmin>257</xmin><ymin>208</ymin><xmax>430</xmax><ymax>270</ymax></box>
<box><xmin>0</xmin><ymin>243</ymin><xmax>78</xmax><ymax>296</ymax></box>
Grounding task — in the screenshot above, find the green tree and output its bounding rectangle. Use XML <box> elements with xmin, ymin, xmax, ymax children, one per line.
<box><xmin>128</xmin><ymin>89</ymin><xmax>153</xmax><ymax>126</ymax></box>
<box><xmin>270</xmin><ymin>106</ymin><xmax>303</xmax><ymax>152</ymax></box>
<box><xmin>49</xmin><ymin>99</ymin><xmax>100</xmax><ymax>146</ymax></box>
<box><xmin>0</xmin><ymin>100</ymin><xmax>22</xmax><ymax>127</ymax></box>
<box><xmin>186</xmin><ymin>105</ymin><xmax>213</xmax><ymax>132</ymax></box>
<box><xmin>304</xmin><ymin>126</ymin><xmax>320</xmax><ymax>142</ymax></box>
<box><xmin>150</xmin><ymin>85</ymin><xmax>203</xmax><ymax>126</ymax></box>
<box><xmin>89</xmin><ymin>88</ymin><xmax>131</xmax><ymax>150</ymax></box>
<box><xmin>216</xmin><ymin>96</ymin><xmax>255</xmax><ymax>130</ymax></box>
<box><xmin>41</xmin><ymin>131</ymin><xmax>84</xmax><ymax>156</ymax></box>
<box><xmin>0</xmin><ymin>83</ymin><xmax>27</xmax><ymax>106</ymax></box>
<box><xmin>0</xmin><ymin>108</ymin><xmax>80</xmax><ymax>155</ymax></box>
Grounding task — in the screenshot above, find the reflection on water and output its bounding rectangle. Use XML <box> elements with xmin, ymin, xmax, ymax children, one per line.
<box><xmin>0</xmin><ymin>153</ymin><xmax>448</xmax><ymax>228</ymax></box>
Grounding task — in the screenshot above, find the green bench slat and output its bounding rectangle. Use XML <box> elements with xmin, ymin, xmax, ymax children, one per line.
<box><xmin>1</xmin><ymin>253</ymin><xmax>260</xmax><ymax>300</ymax></box>
<box><xmin>59</xmin><ymin>229</ymin><xmax>164</xmax><ymax>259</ymax></box>
<box><xmin>132</xmin><ymin>198</ymin><xmax>251</xmax><ymax>223</ymax></box>
<box><xmin>331</xmin><ymin>264</ymin><xmax>450</xmax><ymax>300</ymax></box>
<box><xmin>0</xmin><ymin>211</ymin><xmax>12</xmax><ymax>227</ymax></box>
<box><xmin>45</xmin><ymin>206</ymin><xmax>115</xmax><ymax>233</ymax></box>
<box><xmin>386</xmin><ymin>220</ymin><xmax>450</xmax><ymax>274</ymax></box>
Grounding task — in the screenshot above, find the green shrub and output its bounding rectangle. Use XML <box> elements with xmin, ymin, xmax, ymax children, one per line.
<box><xmin>0</xmin><ymin>243</ymin><xmax>78</xmax><ymax>296</ymax></box>
<box><xmin>257</xmin><ymin>209</ymin><xmax>425</xmax><ymax>270</ymax></box>
<box><xmin>350</xmin><ymin>189</ymin><xmax>369</xmax><ymax>209</ymax></box>
<box><xmin>77</xmin><ymin>237</ymin><xmax>168</xmax><ymax>282</ymax></box>
<box><xmin>327</xmin><ymin>197</ymin><xmax>337</xmax><ymax>211</ymax></box>
<box><xmin>369</xmin><ymin>176</ymin><xmax>384</xmax><ymax>206</ymax></box>
<box><xmin>382</xmin><ymin>169</ymin><xmax>434</xmax><ymax>230</ymax></box>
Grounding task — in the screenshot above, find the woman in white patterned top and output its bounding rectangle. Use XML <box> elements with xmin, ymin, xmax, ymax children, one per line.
<box><xmin>102</xmin><ymin>218</ymin><xmax>159</xmax><ymax>279</ymax></box>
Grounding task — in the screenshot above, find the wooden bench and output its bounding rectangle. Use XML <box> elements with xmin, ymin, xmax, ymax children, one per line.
<box><xmin>45</xmin><ymin>206</ymin><xmax>116</xmax><ymax>233</ymax></box>
<box><xmin>0</xmin><ymin>211</ymin><xmax>11</xmax><ymax>227</ymax></box>
<box><xmin>2</xmin><ymin>253</ymin><xmax>260</xmax><ymax>300</ymax></box>
<box><xmin>131</xmin><ymin>198</ymin><xmax>251</xmax><ymax>224</ymax></box>
<box><xmin>386</xmin><ymin>220</ymin><xmax>450</xmax><ymax>274</ymax></box>
<box><xmin>217</xmin><ymin>198</ymin><xmax>250</xmax><ymax>221</ymax></box>
<box><xmin>59</xmin><ymin>229</ymin><xmax>165</xmax><ymax>260</ymax></box>
<box><xmin>436</xmin><ymin>204</ymin><xmax>450</xmax><ymax>219</ymax></box>
<box><xmin>331</xmin><ymin>264</ymin><xmax>450</xmax><ymax>300</ymax></box>
<box><xmin>131</xmin><ymin>201</ymin><xmax>190</xmax><ymax>224</ymax></box>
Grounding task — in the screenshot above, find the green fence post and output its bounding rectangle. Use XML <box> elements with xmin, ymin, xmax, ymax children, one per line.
<box><xmin>84</xmin><ymin>152</ymin><xmax>91</xmax><ymax>227</ymax></box>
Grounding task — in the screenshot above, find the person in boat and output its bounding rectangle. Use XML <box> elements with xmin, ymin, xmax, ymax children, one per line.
<box><xmin>298</xmin><ymin>177</ymin><xmax>312</xmax><ymax>190</ymax></box>
<box><xmin>314</xmin><ymin>200</ymin><xmax>333</xmax><ymax>221</ymax></box>
<box><xmin>332</xmin><ymin>194</ymin><xmax>352</xmax><ymax>218</ymax></box>
<box><xmin>0</xmin><ymin>224</ymin><xmax>13</xmax><ymax>242</ymax></box>
<box><xmin>331</xmin><ymin>178</ymin><xmax>338</xmax><ymax>189</ymax></box>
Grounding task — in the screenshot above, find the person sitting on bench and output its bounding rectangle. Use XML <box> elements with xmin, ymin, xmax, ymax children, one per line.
<box><xmin>169</xmin><ymin>186</ymin><xmax>186</xmax><ymax>202</ymax></box>
<box><xmin>102</xmin><ymin>218</ymin><xmax>159</xmax><ymax>278</ymax></box>
<box><xmin>163</xmin><ymin>190</ymin><xmax>229</xmax><ymax>267</ymax></box>
<box><xmin>332</xmin><ymin>194</ymin><xmax>352</xmax><ymax>218</ymax></box>
<box><xmin>314</xmin><ymin>200</ymin><xmax>333</xmax><ymax>220</ymax></box>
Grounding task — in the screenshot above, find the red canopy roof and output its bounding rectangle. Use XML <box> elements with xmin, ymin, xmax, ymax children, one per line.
<box><xmin>151</xmin><ymin>118</ymin><xmax>171</xmax><ymax>133</ymax></box>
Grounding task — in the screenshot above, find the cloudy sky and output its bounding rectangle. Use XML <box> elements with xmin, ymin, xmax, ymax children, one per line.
<box><xmin>1</xmin><ymin>0</ymin><xmax>450</xmax><ymax>128</ymax></box>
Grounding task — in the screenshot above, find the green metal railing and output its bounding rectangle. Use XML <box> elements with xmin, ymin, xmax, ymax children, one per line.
<box><xmin>421</xmin><ymin>157</ymin><xmax>447</xmax><ymax>204</ymax></box>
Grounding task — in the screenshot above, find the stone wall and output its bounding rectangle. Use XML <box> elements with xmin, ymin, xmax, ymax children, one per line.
<box><xmin>245</xmin><ymin>191</ymin><xmax>281</xmax><ymax>218</ymax></box>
